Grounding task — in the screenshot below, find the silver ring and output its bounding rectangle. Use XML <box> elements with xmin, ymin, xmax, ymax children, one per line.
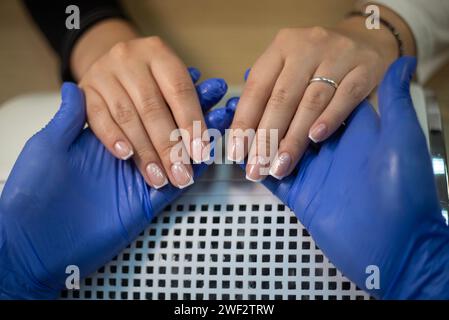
<box><xmin>309</xmin><ymin>76</ymin><xmax>339</xmax><ymax>89</ymax></box>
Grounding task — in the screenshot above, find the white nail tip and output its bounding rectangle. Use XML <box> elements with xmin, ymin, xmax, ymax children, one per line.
<box><xmin>193</xmin><ymin>154</ymin><xmax>211</xmax><ymax>164</ymax></box>
<box><xmin>227</xmin><ymin>136</ymin><xmax>245</xmax><ymax>162</ymax></box>
<box><xmin>227</xmin><ymin>154</ymin><xmax>244</xmax><ymax>163</ymax></box>
<box><xmin>308</xmin><ymin>133</ymin><xmax>319</xmax><ymax>144</ymax></box>
<box><xmin>268</xmin><ymin>168</ymin><xmax>284</xmax><ymax>180</ymax></box>
<box><xmin>227</xmin><ymin>154</ymin><xmax>236</xmax><ymax>162</ymax></box>
<box><xmin>192</xmin><ymin>138</ymin><xmax>207</xmax><ymax>163</ymax></box>
<box><xmin>121</xmin><ymin>150</ymin><xmax>134</xmax><ymax>161</ymax></box>
<box><xmin>178</xmin><ymin>176</ymin><xmax>194</xmax><ymax>189</ymax></box>
<box><xmin>245</xmin><ymin>174</ymin><xmax>263</xmax><ymax>183</ymax></box>
<box><xmin>153</xmin><ymin>177</ymin><xmax>169</xmax><ymax>190</ymax></box>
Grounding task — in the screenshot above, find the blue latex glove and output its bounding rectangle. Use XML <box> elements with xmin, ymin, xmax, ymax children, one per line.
<box><xmin>0</xmin><ymin>77</ymin><xmax>233</xmax><ymax>299</ymax></box>
<box><xmin>257</xmin><ymin>57</ymin><xmax>449</xmax><ymax>299</ymax></box>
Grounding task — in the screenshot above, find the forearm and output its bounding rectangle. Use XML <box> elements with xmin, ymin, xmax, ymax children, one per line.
<box><xmin>22</xmin><ymin>0</ymin><xmax>131</xmax><ymax>81</ymax></box>
<box><xmin>361</xmin><ymin>3</ymin><xmax>416</xmax><ymax>57</ymax></box>
<box><xmin>71</xmin><ymin>18</ymin><xmax>139</xmax><ymax>80</ymax></box>
<box><xmin>359</xmin><ymin>0</ymin><xmax>449</xmax><ymax>82</ymax></box>
<box><xmin>336</xmin><ymin>4</ymin><xmax>416</xmax><ymax>70</ymax></box>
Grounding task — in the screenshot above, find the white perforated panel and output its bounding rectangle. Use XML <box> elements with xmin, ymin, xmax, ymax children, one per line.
<box><xmin>60</xmin><ymin>164</ymin><xmax>370</xmax><ymax>300</ymax></box>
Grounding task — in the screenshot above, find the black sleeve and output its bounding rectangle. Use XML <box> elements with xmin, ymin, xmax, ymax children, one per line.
<box><xmin>22</xmin><ymin>0</ymin><xmax>130</xmax><ymax>82</ymax></box>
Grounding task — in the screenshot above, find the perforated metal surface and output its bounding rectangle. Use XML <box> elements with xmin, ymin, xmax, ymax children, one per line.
<box><xmin>58</xmin><ymin>165</ymin><xmax>370</xmax><ymax>300</ymax></box>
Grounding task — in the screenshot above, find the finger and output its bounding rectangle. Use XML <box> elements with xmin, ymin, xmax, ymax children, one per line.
<box><xmin>196</xmin><ymin>78</ymin><xmax>228</xmax><ymax>112</ymax></box>
<box><xmin>148</xmin><ymin>104</ymin><xmax>236</xmax><ymax>214</ymax></box>
<box><xmin>227</xmin><ymin>51</ymin><xmax>284</xmax><ymax>162</ymax></box>
<box><xmin>89</xmin><ymin>75</ymin><xmax>170</xmax><ymax>189</ymax></box>
<box><xmin>82</xmin><ymin>85</ymin><xmax>134</xmax><ymax>162</ymax></box>
<box><xmin>245</xmin><ymin>60</ymin><xmax>314</xmax><ymax>181</ymax></box>
<box><xmin>272</xmin><ymin>64</ymin><xmax>344</xmax><ymax>178</ymax></box>
<box><xmin>44</xmin><ymin>82</ymin><xmax>86</xmax><ymax>148</ymax></box>
<box><xmin>308</xmin><ymin>66</ymin><xmax>376</xmax><ymax>143</ymax></box>
<box><xmin>150</xmin><ymin>48</ymin><xmax>210</xmax><ymax>164</ymax></box>
<box><xmin>114</xmin><ymin>62</ymin><xmax>194</xmax><ymax>189</ymax></box>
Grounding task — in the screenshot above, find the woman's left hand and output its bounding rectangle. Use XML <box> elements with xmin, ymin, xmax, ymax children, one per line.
<box><xmin>227</xmin><ymin>17</ymin><xmax>399</xmax><ymax>181</ymax></box>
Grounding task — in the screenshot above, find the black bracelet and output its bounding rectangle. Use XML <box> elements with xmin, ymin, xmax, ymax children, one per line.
<box><xmin>346</xmin><ymin>11</ymin><xmax>404</xmax><ymax>58</ymax></box>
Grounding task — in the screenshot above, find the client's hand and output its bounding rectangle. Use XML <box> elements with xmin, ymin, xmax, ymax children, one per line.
<box><xmin>0</xmin><ymin>82</ymin><xmax>233</xmax><ymax>299</ymax></box>
<box><xmin>257</xmin><ymin>57</ymin><xmax>449</xmax><ymax>299</ymax></box>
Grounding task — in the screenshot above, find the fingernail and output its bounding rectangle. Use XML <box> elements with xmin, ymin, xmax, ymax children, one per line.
<box><xmin>171</xmin><ymin>162</ymin><xmax>194</xmax><ymax>189</ymax></box>
<box><xmin>227</xmin><ymin>136</ymin><xmax>245</xmax><ymax>162</ymax></box>
<box><xmin>191</xmin><ymin>138</ymin><xmax>210</xmax><ymax>163</ymax></box>
<box><xmin>246</xmin><ymin>156</ymin><xmax>266</xmax><ymax>182</ymax></box>
<box><xmin>202</xmin><ymin>143</ymin><xmax>211</xmax><ymax>162</ymax></box>
<box><xmin>269</xmin><ymin>152</ymin><xmax>291</xmax><ymax>180</ymax></box>
<box><xmin>114</xmin><ymin>141</ymin><xmax>133</xmax><ymax>160</ymax></box>
<box><xmin>146</xmin><ymin>163</ymin><xmax>168</xmax><ymax>189</ymax></box>
<box><xmin>309</xmin><ymin>123</ymin><xmax>327</xmax><ymax>143</ymax></box>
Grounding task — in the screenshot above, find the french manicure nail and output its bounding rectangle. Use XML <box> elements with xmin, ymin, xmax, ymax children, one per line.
<box><xmin>202</xmin><ymin>143</ymin><xmax>211</xmax><ymax>162</ymax></box>
<box><xmin>269</xmin><ymin>152</ymin><xmax>291</xmax><ymax>180</ymax></box>
<box><xmin>246</xmin><ymin>156</ymin><xmax>266</xmax><ymax>182</ymax></box>
<box><xmin>227</xmin><ymin>136</ymin><xmax>245</xmax><ymax>162</ymax></box>
<box><xmin>114</xmin><ymin>141</ymin><xmax>133</xmax><ymax>160</ymax></box>
<box><xmin>146</xmin><ymin>163</ymin><xmax>168</xmax><ymax>189</ymax></box>
<box><xmin>309</xmin><ymin>123</ymin><xmax>327</xmax><ymax>143</ymax></box>
<box><xmin>191</xmin><ymin>138</ymin><xmax>204</xmax><ymax>163</ymax></box>
<box><xmin>191</xmin><ymin>138</ymin><xmax>210</xmax><ymax>163</ymax></box>
<box><xmin>171</xmin><ymin>162</ymin><xmax>194</xmax><ymax>189</ymax></box>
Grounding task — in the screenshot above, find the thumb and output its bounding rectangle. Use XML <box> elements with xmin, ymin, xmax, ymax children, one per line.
<box><xmin>42</xmin><ymin>82</ymin><xmax>86</xmax><ymax>148</ymax></box>
<box><xmin>378</xmin><ymin>56</ymin><xmax>417</xmax><ymax>129</ymax></box>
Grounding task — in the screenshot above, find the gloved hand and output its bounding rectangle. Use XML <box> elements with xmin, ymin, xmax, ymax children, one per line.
<box><xmin>258</xmin><ymin>57</ymin><xmax>449</xmax><ymax>299</ymax></box>
<box><xmin>0</xmin><ymin>75</ymin><xmax>233</xmax><ymax>299</ymax></box>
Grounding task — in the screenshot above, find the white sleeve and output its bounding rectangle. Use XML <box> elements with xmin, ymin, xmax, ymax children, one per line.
<box><xmin>359</xmin><ymin>0</ymin><xmax>449</xmax><ymax>83</ymax></box>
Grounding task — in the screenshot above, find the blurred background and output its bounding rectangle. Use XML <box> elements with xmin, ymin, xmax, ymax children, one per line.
<box><xmin>1</xmin><ymin>0</ymin><xmax>448</xmax><ymax>116</ymax></box>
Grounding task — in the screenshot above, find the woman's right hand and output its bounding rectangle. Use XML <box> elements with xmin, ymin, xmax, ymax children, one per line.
<box><xmin>79</xmin><ymin>36</ymin><xmax>226</xmax><ymax>189</ymax></box>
